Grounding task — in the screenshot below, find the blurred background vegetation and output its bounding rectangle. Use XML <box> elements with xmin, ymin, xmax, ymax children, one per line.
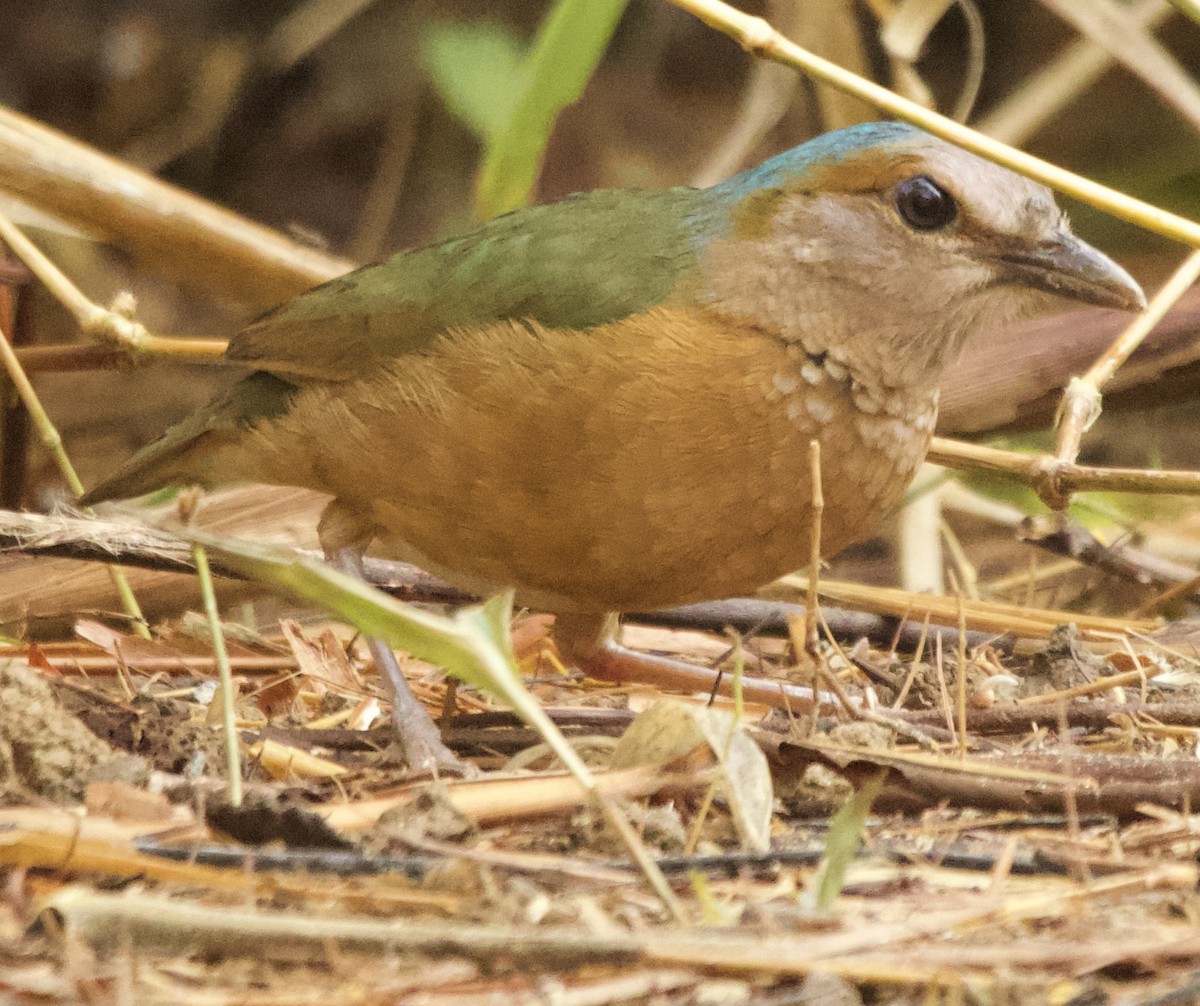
<box><xmin>3</xmin><ymin>1</ymin><xmax>1194</xmax><ymax>253</ymax></box>
<box><xmin>1</xmin><ymin>0</ymin><xmax>1199</xmax><ymax>614</ymax></box>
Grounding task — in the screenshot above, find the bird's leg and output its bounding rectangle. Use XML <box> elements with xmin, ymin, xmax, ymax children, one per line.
<box><xmin>318</xmin><ymin>502</ymin><xmax>466</xmax><ymax>775</ymax></box>
<box><xmin>327</xmin><ymin>547</ymin><xmax>469</xmax><ymax>774</ymax></box>
<box><xmin>554</xmin><ymin>612</ymin><xmax>845</xmax><ymax>714</ymax></box>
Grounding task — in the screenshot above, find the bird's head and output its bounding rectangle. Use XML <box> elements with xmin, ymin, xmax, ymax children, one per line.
<box><xmin>696</xmin><ymin>122</ymin><xmax>1145</xmax><ymax>392</ymax></box>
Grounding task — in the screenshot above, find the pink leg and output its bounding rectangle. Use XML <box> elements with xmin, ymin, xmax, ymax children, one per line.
<box><xmin>554</xmin><ymin>613</ymin><xmax>845</xmax><ymax>713</ymax></box>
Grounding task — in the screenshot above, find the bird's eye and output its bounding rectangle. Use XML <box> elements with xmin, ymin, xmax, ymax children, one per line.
<box><xmin>895</xmin><ymin>176</ymin><xmax>957</xmax><ymax>231</ymax></box>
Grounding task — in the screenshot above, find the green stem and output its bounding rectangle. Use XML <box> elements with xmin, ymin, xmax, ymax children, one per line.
<box><xmin>192</xmin><ymin>542</ymin><xmax>243</xmax><ymax>807</ymax></box>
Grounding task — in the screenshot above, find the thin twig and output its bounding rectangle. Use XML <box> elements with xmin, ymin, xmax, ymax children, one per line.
<box><xmin>891</xmin><ymin>614</ymin><xmax>930</xmax><ymax>711</ymax></box>
<box><xmin>1014</xmin><ymin>664</ymin><xmax>1162</xmax><ymax>707</ymax></box>
<box><xmin>0</xmin><ymin>211</ymin><xmax>227</xmax><ymax>363</ymax></box>
<box><xmin>0</xmin><ymin>321</ymin><xmax>148</xmax><ymax>636</ymax></box>
<box><xmin>192</xmin><ymin>542</ymin><xmax>243</xmax><ymax>807</ymax></box>
<box><xmin>1055</xmin><ymin>249</ymin><xmax>1200</xmax><ymax>467</ymax></box>
<box><xmin>806</xmin><ymin>439</ymin><xmax>824</xmax><ymax>651</ymax></box>
<box><xmin>668</xmin><ymin>0</ymin><xmax>1200</xmax><ymax>247</ymax></box>
<box><xmin>926</xmin><ymin>438</ymin><xmax>1200</xmax><ymax>510</ymax></box>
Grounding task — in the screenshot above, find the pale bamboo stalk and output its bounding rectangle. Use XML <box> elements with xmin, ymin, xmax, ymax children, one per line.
<box><xmin>0</xmin><ymin>106</ymin><xmax>351</xmax><ymax>306</ymax></box>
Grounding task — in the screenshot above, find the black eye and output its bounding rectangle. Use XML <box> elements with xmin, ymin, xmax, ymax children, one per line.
<box><xmin>895</xmin><ymin>175</ymin><xmax>957</xmax><ymax>231</ymax></box>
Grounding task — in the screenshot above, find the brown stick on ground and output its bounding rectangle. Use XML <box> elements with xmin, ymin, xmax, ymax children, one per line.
<box><xmin>0</xmin><ymin>506</ymin><xmax>1006</xmax><ymax>652</ymax></box>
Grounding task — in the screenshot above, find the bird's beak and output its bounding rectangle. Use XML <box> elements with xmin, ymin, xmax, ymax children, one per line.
<box><xmin>993</xmin><ymin>232</ymin><xmax>1146</xmax><ymax>312</ymax></box>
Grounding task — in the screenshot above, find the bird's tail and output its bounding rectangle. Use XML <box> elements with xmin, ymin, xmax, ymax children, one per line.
<box><xmin>79</xmin><ymin>371</ymin><xmax>297</xmax><ymax>506</ymax></box>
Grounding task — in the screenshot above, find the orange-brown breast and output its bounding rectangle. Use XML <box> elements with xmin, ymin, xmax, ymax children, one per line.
<box><xmin>242</xmin><ymin>307</ymin><xmax>935</xmax><ymax>612</ymax></box>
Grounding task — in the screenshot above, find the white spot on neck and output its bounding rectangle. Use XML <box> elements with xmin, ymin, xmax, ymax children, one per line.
<box><xmin>773</xmin><ymin>372</ymin><xmax>800</xmax><ymax>396</ymax></box>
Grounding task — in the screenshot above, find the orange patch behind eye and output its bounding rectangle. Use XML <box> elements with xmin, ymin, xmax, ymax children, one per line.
<box><xmin>798</xmin><ymin>148</ymin><xmax>929</xmax><ymax>194</ymax></box>
<box><xmin>730</xmin><ymin>187</ymin><xmax>788</xmax><ymax>240</ymax></box>
<box><xmin>729</xmin><ymin>148</ymin><xmax>936</xmax><ymax>240</ymax></box>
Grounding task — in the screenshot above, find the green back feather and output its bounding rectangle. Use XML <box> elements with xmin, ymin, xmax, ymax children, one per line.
<box><xmin>83</xmin><ymin>184</ymin><xmax>724</xmax><ymax>503</ymax></box>
<box><xmin>229</xmin><ymin>186</ymin><xmax>716</xmax><ymax>380</ymax></box>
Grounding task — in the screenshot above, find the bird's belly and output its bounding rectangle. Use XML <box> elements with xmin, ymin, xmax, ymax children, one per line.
<box><xmin>371</xmin><ymin>413</ymin><xmax>926</xmax><ymax>612</ymax></box>
<box><xmin>255</xmin><ymin>313</ymin><xmax>935</xmax><ymax>612</ymax></box>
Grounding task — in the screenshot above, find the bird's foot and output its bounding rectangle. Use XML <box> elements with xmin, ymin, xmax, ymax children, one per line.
<box><xmin>364</xmin><ymin>634</ymin><xmax>475</xmax><ymax>777</ymax></box>
<box><xmin>554</xmin><ymin>613</ymin><xmax>843</xmax><ymax>714</ymax></box>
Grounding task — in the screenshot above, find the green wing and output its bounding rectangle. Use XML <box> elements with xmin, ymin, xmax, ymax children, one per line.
<box><xmin>81</xmin><ymin>184</ymin><xmax>721</xmax><ymax>504</ymax></box>
<box><xmin>228</xmin><ymin>186</ymin><xmax>715</xmax><ymax>381</ymax></box>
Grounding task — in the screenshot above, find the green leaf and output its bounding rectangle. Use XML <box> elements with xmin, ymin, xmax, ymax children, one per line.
<box><xmin>187</xmin><ymin>530</ymin><xmax>597</xmax><ymax>781</ymax></box>
<box><xmin>186</xmin><ymin>529</ymin><xmax>689</xmax><ymax>917</ymax></box>
<box><xmin>814</xmin><ymin>771</ymin><xmax>886</xmax><ymax>910</ymax></box>
<box><xmin>475</xmin><ymin>0</ymin><xmax>631</xmax><ymax>219</ymax></box>
<box><xmin>192</xmin><ymin>531</ymin><xmax>509</xmax><ymax>694</ymax></box>
<box><xmin>420</xmin><ymin>20</ymin><xmax>528</xmax><ymax>140</ymax></box>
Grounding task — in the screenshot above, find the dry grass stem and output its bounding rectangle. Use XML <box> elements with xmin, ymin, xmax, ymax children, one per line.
<box><xmin>890</xmin><ymin>614</ymin><xmax>929</xmax><ymax>710</ymax></box>
<box><xmin>933</xmin><ymin>632</ymin><xmax>957</xmax><ymax>742</ymax></box>
<box><xmin>979</xmin><ymin>557</ymin><xmax>1080</xmax><ymax>599</ymax></box>
<box><xmin>1016</xmin><ymin>664</ymin><xmax>1162</xmax><ymax>707</ymax></box>
<box><xmin>668</xmin><ymin>0</ymin><xmax>1200</xmax><ymax>246</ymax></box>
<box><xmin>191</xmin><ymin>542</ymin><xmax>243</xmax><ymax>807</ymax></box>
<box><xmin>1131</xmin><ymin>569</ymin><xmax>1200</xmax><ymax>617</ymax></box>
<box><xmin>1055</xmin><ymin>248</ymin><xmax>1200</xmax><ymax>467</ymax></box>
<box><xmin>806</xmin><ymin>439</ymin><xmax>824</xmax><ymax>651</ymax></box>
<box><xmin>0</xmin><ymin>319</ymin><xmax>148</xmax><ymax>635</ymax></box>
<box><xmin>940</xmin><ymin>518</ymin><xmax>979</xmax><ymax>600</ymax></box>
<box><xmin>780</xmin><ymin>576</ymin><xmax>1159</xmax><ymax>640</ymax></box>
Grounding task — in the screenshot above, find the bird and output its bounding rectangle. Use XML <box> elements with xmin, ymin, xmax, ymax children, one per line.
<box><xmin>82</xmin><ymin>121</ymin><xmax>1145</xmax><ymax>770</ymax></box>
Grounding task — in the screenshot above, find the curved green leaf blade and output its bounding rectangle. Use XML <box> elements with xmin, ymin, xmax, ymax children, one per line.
<box><xmin>188</xmin><ymin>530</ymin><xmax>595</xmax><ymax>779</ymax></box>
